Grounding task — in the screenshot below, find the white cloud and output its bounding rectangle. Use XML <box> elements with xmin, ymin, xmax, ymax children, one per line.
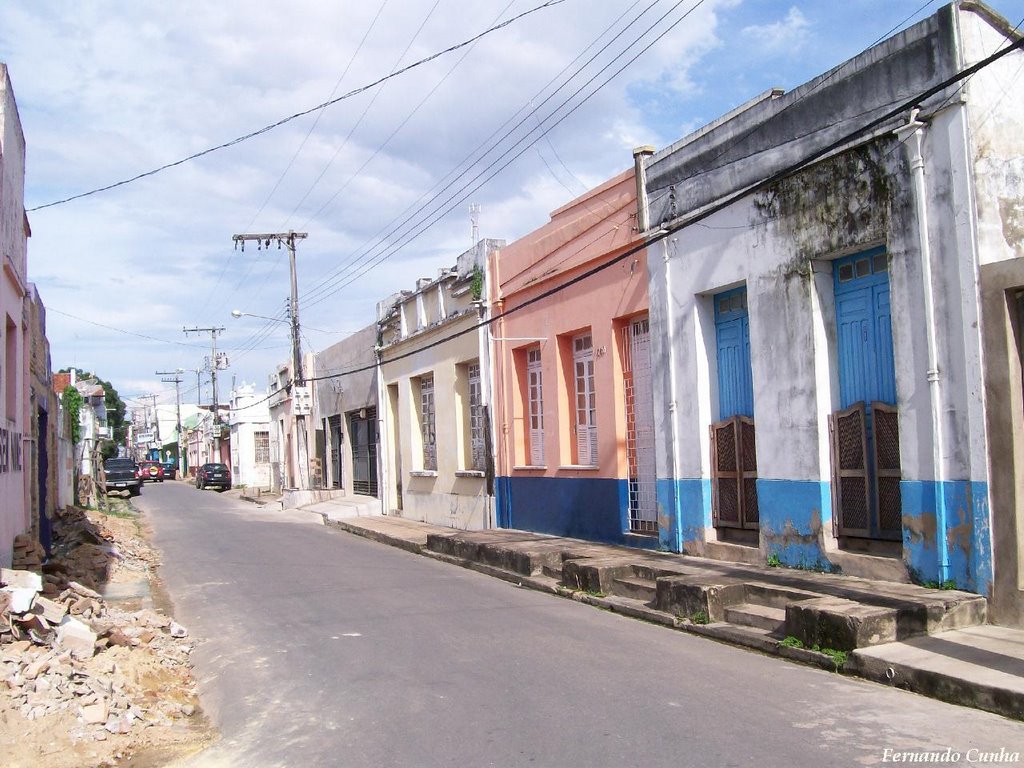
<box><xmin>1</xmin><ymin>0</ymin><xmax>735</xmax><ymax>401</ymax></box>
<box><xmin>740</xmin><ymin>7</ymin><xmax>811</xmax><ymax>56</ymax></box>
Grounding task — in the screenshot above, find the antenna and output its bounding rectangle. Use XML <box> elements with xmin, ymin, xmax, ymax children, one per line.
<box><xmin>470</xmin><ymin>203</ymin><xmax>481</xmax><ymax>246</ymax></box>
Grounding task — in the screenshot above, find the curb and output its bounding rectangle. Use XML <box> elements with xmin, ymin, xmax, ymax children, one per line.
<box><xmin>328</xmin><ymin>520</ymin><xmax>848</xmax><ymax>676</ymax></box>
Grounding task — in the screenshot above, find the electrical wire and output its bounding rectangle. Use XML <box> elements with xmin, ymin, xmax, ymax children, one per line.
<box><xmin>215</xmin><ymin>0</ymin><xmax>656</xmax><ymax>357</ymax></box>
<box><xmin>197</xmin><ymin>0</ymin><xmax>393</xmax><ymax>314</ymax></box>
<box><xmin>290</xmin><ymin>29</ymin><xmax>1024</xmax><ymax>390</ymax></box>
<box><xmin>297</xmin><ymin>0</ymin><xmax>694</xmax><ymax>312</ymax></box>
<box><xmin>26</xmin><ymin>0</ymin><xmax>567</xmax><ymax>213</ymax></box>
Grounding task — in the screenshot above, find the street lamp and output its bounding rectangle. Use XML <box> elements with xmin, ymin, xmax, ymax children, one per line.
<box><xmin>231</xmin><ymin>309</ymin><xmax>288</xmax><ymax>323</ymax></box>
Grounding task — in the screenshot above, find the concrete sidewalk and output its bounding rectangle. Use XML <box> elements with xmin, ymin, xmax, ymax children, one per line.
<box><xmin>320</xmin><ymin>512</ymin><xmax>1024</xmax><ymax>721</ymax></box>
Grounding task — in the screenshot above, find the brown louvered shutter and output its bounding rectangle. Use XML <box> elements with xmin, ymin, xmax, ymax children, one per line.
<box><xmin>711</xmin><ymin>418</ymin><xmax>741</xmax><ymax>528</ymax></box>
<box><xmin>739</xmin><ymin>416</ymin><xmax>758</xmax><ymax>525</ymax></box>
<box><xmin>830</xmin><ymin>402</ymin><xmax>870</xmax><ymax>538</ymax></box>
<box><xmin>872</xmin><ymin>402</ymin><xmax>902</xmax><ymax>540</ymax></box>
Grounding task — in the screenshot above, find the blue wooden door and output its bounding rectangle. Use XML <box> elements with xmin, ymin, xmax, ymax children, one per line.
<box><xmin>833</xmin><ymin>247</ymin><xmax>900</xmax><ymax>540</ymax></box>
<box><xmin>715</xmin><ymin>287</ymin><xmax>754</xmax><ymax>419</ymax></box>
<box><xmin>835</xmin><ymin>247</ymin><xmax>895</xmax><ymax>410</ymax></box>
<box><xmin>713</xmin><ymin>287</ymin><xmax>758</xmax><ymax>530</ymax></box>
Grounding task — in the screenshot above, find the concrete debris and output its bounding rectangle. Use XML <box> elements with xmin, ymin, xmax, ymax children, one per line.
<box><xmin>1</xmin><ymin>504</ymin><xmax>200</xmax><ymax>747</ymax></box>
<box><xmin>1</xmin><ymin>568</ymin><xmax>43</xmax><ymax>591</ymax></box>
<box><xmin>55</xmin><ymin>617</ymin><xmax>97</xmax><ymax>658</ymax></box>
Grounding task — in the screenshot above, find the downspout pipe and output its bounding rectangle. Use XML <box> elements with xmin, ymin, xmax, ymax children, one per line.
<box><xmin>635</xmin><ymin>146</ymin><xmax>684</xmax><ymax>550</ymax></box>
<box><xmin>475</xmin><ymin>254</ymin><xmax>494</xmax><ymax>529</ymax></box>
<box><xmin>662</xmin><ymin>235</ymin><xmax>684</xmax><ymax>553</ymax></box>
<box><xmin>896</xmin><ymin>108</ymin><xmax>951</xmax><ymax>584</ymax></box>
<box><xmin>374</xmin><ymin>301</ymin><xmax>388</xmax><ymax>517</ymax></box>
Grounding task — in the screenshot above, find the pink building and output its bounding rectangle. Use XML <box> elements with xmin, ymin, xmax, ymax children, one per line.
<box><xmin>1</xmin><ymin>64</ymin><xmax>31</xmax><ymax>567</ymax></box>
<box><xmin>490</xmin><ymin>163</ymin><xmax>655</xmax><ymax>547</ymax></box>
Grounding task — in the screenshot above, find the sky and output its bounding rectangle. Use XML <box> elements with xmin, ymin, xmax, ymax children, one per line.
<box><xmin>3</xmin><ymin>0</ymin><xmax>1023</xmax><ymax>415</ymax></box>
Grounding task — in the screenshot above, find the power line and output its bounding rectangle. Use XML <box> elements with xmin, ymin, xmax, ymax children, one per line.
<box><xmin>212</xmin><ymin>0</ymin><xmax>656</xmax><ymax>356</ymax></box>
<box><xmin>296</xmin><ymin>28</ymin><xmax>1024</xmax><ymax>388</ymax></box>
<box><xmin>26</xmin><ymin>0</ymin><xmax>566</xmax><ymax>213</ymax></box>
<box><xmin>47</xmin><ymin>307</ymin><xmax>208</xmax><ymax>349</ymax></box>
<box><xmin>297</xmin><ymin>0</ymin><xmax>692</xmax><ymax>312</ymax></box>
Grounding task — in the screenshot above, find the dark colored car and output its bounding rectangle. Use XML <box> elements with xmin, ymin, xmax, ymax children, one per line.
<box><xmin>138</xmin><ymin>460</ymin><xmax>165</xmax><ymax>483</ymax></box>
<box><xmin>161</xmin><ymin>461</ymin><xmax>178</xmax><ymax>480</ymax></box>
<box><xmin>196</xmin><ymin>462</ymin><xmax>231</xmax><ymax>491</ymax></box>
<box><xmin>103</xmin><ymin>458</ymin><xmax>142</xmax><ymax>497</ymax></box>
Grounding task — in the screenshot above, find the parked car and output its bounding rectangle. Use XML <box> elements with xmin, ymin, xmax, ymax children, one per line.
<box><xmin>195</xmin><ymin>462</ymin><xmax>231</xmax><ymax>491</ymax></box>
<box><xmin>161</xmin><ymin>461</ymin><xmax>178</xmax><ymax>480</ymax></box>
<box><xmin>103</xmin><ymin>458</ymin><xmax>142</xmax><ymax>497</ymax></box>
<box><xmin>138</xmin><ymin>460</ymin><xmax>165</xmax><ymax>483</ymax></box>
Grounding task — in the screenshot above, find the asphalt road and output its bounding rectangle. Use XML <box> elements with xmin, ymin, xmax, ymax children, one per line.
<box><xmin>135</xmin><ymin>482</ymin><xmax>1024</xmax><ymax>768</ymax></box>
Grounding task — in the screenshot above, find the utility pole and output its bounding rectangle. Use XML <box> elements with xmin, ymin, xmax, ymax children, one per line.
<box><xmin>184</xmin><ymin>326</ymin><xmax>226</xmax><ymax>463</ymax></box>
<box><xmin>137</xmin><ymin>394</ymin><xmax>159</xmax><ymax>460</ymax></box>
<box><xmin>157</xmin><ymin>369</ymin><xmax>184</xmax><ymax>475</ymax></box>
<box><xmin>231</xmin><ymin>231</ymin><xmax>310</xmax><ymax>490</ymax></box>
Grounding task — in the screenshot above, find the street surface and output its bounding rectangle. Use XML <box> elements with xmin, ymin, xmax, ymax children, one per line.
<box><xmin>136</xmin><ymin>482</ymin><xmax>1023</xmax><ymax>768</ymax></box>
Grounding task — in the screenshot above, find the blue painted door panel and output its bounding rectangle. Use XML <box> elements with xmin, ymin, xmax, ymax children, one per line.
<box><xmin>835</xmin><ymin>248</ymin><xmax>895</xmax><ymax>409</ymax></box>
<box><xmin>715</xmin><ymin>288</ymin><xmax>754</xmax><ymax>419</ymax></box>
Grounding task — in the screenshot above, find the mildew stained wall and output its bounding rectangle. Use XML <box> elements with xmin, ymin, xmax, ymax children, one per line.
<box><xmin>644</xmin><ymin>3</ymin><xmax>1013</xmax><ymax>596</ymax></box>
<box><xmin>963</xmin><ymin>4</ymin><xmax>1024</xmax><ymax>622</ymax></box>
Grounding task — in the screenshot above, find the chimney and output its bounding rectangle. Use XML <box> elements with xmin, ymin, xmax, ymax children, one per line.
<box><xmin>632</xmin><ymin>145</ymin><xmax>656</xmax><ymax>233</ymax></box>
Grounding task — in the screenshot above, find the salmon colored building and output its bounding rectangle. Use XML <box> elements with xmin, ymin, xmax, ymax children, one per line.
<box><xmin>490</xmin><ymin>159</ymin><xmax>658</xmax><ymax>548</ymax></box>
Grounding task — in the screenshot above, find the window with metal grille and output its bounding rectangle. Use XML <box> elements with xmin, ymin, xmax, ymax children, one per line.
<box><xmin>622</xmin><ymin>317</ymin><xmax>657</xmax><ymax>533</ymax></box>
<box><xmin>419</xmin><ymin>374</ymin><xmax>437</xmax><ymax>471</ymax></box>
<box><xmin>573</xmin><ymin>333</ymin><xmax>597</xmax><ymax>466</ymax></box>
<box><xmin>253</xmin><ymin>430</ymin><xmax>270</xmax><ymax>464</ymax></box>
<box><xmin>527</xmin><ymin>347</ymin><xmax>544</xmax><ymax>465</ymax></box>
<box><xmin>468</xmin><ymin>362</ymin><xmax>485</xmax><ymax>471</ymax></box>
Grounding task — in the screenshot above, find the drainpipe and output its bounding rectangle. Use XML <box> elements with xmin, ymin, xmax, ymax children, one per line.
<box><xmin>896</xmin><ymin>108</ymin><xmax>950</xmax><ymax>584</ymax></box>
<box><xmin>375</xmin><ymin>301</ymin><xmax>388</xmax><ymax>517</ymax></box>
<box><xmin>475</xmin><ymin>247</ymin><xmax>494</xmax><ymax>529</ymax></box>
<box><xmin>662</xmin><ymin>235</ymin><xmax>684</xmax><ymax>552</ymax></box>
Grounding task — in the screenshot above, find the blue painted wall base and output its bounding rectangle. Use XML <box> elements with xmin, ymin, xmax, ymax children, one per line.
<box><xmin>901</xmin><ymin>480</ymin><xmax>992</xmax><ymax>594</ymax></box>
<box><xmin>757</xmin><ymin>479</ymin><xmax>836</xmax><ymax>572</ymax></box>
<box><xmin>496</xmin><ymin>475</ymin><xmax>657</xmax><ymax>548</ymax></box>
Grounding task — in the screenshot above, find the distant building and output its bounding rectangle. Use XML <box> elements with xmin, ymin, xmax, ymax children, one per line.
<box><xmin>229</xmin><ymin>383</ymin><xmax>271</xmax><ymax>490</ymax></box>
<box><xmin>377</xmin><ymin>239</ymin><xmax>502</xmax><ymax>529</ymax></box>
<box><xmin>267</xmin><ymin>352</ymin><xmax>315</xmax><ymax>500</ymax></box>
<box><xmin>312</xmin><ymin>323</ymin><xmax>378</xmax><ymax>498</ymax></box>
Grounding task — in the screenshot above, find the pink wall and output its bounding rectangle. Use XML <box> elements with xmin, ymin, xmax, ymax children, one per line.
<box><xmin>490</xmin><ymin>169</ymin><xmax>648</xmax><ymax>482</ymax></box>
<box><xmin>1</xmin><ymin>65</ymin><xmax>29</xmax><ymax>566</ymax></box>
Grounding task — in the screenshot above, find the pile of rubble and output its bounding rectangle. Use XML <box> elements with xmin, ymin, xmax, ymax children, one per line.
<box><xmin>2</xmin><ymin>568</ymin><xmax>195</xmax><ymax>738</ymax></box>
<box><xmin>1</xmin><ymin>504</ymin><xmax>205</xmax><ymax>763</ymax></box>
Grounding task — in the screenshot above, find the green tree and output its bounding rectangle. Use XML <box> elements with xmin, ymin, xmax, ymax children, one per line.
<box><xmin>59</xmin><ymin>368</ymin><xmax>128</xmax><ymax>459</ymax></box>
<box><xmin>61</xmin><ymin>385</ymin><xmax>83</xmax><ymax>445</ymax></box>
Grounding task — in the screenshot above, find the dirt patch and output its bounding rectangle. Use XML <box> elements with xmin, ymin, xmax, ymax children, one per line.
<box><xmin>1</xmin><ymin>500</ymin><xmax>216</xmax><ymax>767</ymax></box>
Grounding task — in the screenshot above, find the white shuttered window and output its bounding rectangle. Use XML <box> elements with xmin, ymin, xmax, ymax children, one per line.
<box><xmin>573</xmin><ymin>334</ymin><xmax>597</xmax><ymax>466</ymax></box>
<box><xmin>527</xmin><ymin>348</ymin><xmax>544</xmax><ymax>465</ymax></box>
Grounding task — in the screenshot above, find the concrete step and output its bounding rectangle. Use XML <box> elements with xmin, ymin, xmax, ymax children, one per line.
<box><xmin>704</xmin><ymin>540</ymin><xmax>762</xmax><ymax>566</ymax></box>
<box><xmin>687</xmin><ymin>622</ymin><xmax>779</xmax><ymax>654</ymax></box>
<box><xmin>851</xmin><ymin>625</ymin><xmax>1024</xmax><ymax>721</ymax></box>
<box><xmin>609</xmin><ymin>576</ymin><xmax>657</xmax><ymax>603</ymax></box>
<box><xmin>743</xmin><ymin>582</ymin><xmax>820</xmax><ymax>610</ymax></box>
<box><xmin>542</xmin><ymin>562</ymin><xmax>565</xmax><ymax>580</ymax></box>
<box><xmin>723</xmin><ymin>602</ymin><xmax>786</xmax><ymax>633</ymax></box>
<box><xmin>654</xmin><ymin>576</ymin><xmax>747</xmax><ymax>621</ymax></box>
